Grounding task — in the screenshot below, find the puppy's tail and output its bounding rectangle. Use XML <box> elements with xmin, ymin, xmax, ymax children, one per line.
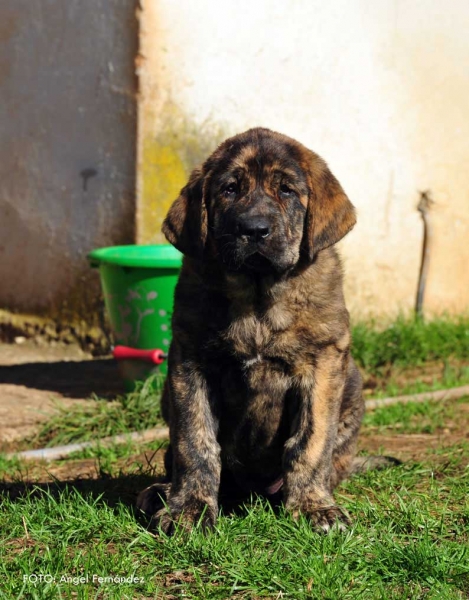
<box><xmin>350</xmin><ymin>455</ymin><xmax>402</xmax><ymax>475</ymax></box>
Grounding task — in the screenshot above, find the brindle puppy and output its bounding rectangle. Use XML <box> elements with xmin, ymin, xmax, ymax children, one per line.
<box><xmin>137</xmin><ymin>127</ymin><xmax>388</xmax><ymax>533</ymax></box>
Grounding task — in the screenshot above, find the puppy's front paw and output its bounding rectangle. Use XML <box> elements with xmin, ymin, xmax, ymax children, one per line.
<box><xmin>288</xmin><ymin>501</ymin><xmax>351</xmax><ymax>532</ymax></box>
<box><xmin>307</xmin><ymin>505</ymin><xmax>351</xmax><ymax>532</ymax></box>
<box><xmin>155</xmin><ymin>497</ymin><xmax>218</xmax><ymax>535</ymax></box>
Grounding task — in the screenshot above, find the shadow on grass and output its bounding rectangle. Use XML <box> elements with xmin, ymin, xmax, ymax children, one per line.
<box><xmin>0</xmin><ymin>471</ymin><xmax>154</xmax><ymax>506</ymax></box>
<box><xmin>0</xmin><ymin>358</ymin><xmax>124</xmax><ymax>398</ymax></box>
<box><xmin>0</xmin><ymin>469</ymin><xmax>284</xmax><ymax>528</ymax></box>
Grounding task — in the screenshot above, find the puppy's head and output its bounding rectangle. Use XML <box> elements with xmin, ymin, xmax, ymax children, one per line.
<box><xmin>162</xmin><ymin>128</ymin><xmax>356</xmax><ymax>273</ymax></box>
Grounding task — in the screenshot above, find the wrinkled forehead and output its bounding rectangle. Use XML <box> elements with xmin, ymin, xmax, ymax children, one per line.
<box><xmin>208</xmin><ymin>136</ymin><xmax>309</xmax><ymax>190</ymax></box>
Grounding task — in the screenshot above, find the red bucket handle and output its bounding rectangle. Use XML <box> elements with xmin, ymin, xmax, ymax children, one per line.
<box><xmin>113</xmin><ymin>345</ymin><xmax>167</xmax><ymax>365</ymax></box>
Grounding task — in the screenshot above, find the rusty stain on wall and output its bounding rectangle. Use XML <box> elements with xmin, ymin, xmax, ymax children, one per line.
<box><xmin>137</xmin><ymin>103</ymin><xmax>226</xmax><ymax>243</ymax></box>
<box><xmin>135</xmin><ymin>1</ymin><xmax>227</xmax><ymax>244</ymax></box>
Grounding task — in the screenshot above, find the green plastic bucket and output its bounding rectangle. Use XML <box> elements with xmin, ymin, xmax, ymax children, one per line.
<box><xmin>88</xmin><ymin>244</ymin><xmax>182</xmax><ymax>390</ymax></box>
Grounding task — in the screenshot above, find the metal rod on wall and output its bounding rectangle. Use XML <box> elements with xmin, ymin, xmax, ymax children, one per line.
<box><xmin>415</xmin><ymin>191</ymin><xmax>434</xmax><ymax>317</ymax></box>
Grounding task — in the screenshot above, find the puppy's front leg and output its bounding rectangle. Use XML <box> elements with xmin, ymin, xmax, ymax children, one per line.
<box><xmin>158</xmin><ymin>351</ymin><xmax>221</xmax><ymax>534</ymax></box>
<box><xmin>284</xmin><ymin>346</ymin><xmax>350</xmax><ymax>532</ymax></box>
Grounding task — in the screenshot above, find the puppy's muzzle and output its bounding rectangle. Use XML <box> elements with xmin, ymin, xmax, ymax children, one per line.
<box><xmin>234</xmin><ymin>213</ymin><xmax>271</xmax><ymax>243</ymax></box>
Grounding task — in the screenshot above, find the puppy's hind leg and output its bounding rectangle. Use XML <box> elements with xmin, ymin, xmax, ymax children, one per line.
<box><xmin>330</xmin><ymin>359</ymin><xmax>401</xmax><ymax>489</ymax></box>
<box><xmin>136</xmin><ymin>481</ymin><xmax>172</xmax><ymax>518</ymax></box>
<box><xmin>330</xmin><ymin>359</ymin><xmax>365</xmax><ymax>490</ymax></box>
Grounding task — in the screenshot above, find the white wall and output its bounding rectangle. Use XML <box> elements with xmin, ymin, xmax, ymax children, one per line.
<box><xmin>138</xmin><ymin>0</ymin><xmax>469</xmax><ymax>317</ymax></box>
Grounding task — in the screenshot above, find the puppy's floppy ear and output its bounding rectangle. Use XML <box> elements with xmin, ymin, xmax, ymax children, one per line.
<box><xmin>303</xmin><ymin>156</ymin><xmax>356</xmax><ymax>260</ymax></box>
<box><xmin>162</xmin><ymin>167</ymin><xmax>207</xmax><ymax>259</ymax></box>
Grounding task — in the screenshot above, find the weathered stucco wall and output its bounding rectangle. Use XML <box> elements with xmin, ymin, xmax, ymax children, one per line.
<box><xmin>137</xmin><ymin>0</ymin><xmax>469</xmax><ymax>317</ymax></box>
<box><xmin>0</xmin><ymin>1</ymin><xmax>138</xmax><ymax>327</ymax></box>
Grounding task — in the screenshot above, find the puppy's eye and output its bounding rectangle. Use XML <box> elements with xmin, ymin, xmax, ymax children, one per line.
<box><xmin>223</xmin><ymin>183</ymin><xmax>238</xmax><ymax>198</ymax></box>
<box><xmin>279</xmin><ymin>184</ymin><xmax>295</xmax><ymax>197</ymax></box>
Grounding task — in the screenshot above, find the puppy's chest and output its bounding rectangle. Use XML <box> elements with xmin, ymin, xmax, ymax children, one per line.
<box><xmin>220</xmin><ymin>303</ymin><xmax>299</xmax><ymax>371</ymax></box>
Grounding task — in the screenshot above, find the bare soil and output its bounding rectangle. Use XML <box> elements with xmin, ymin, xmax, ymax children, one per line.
<box><xmin>359</xmin><ymin>401</ymin><xmax>469</xmax><ymax>461</ymax></box>
<box><xmin>0</xmin><ymin>341</ymin><xmax>124</xmax><ymax>447</ymax></box>
<box><xmin>361</xmin><ymin>357</ymin><xmax>469</xmax><ymax>396</ymax></box>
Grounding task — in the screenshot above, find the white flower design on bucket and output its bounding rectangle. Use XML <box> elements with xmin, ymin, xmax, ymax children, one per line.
<box><xmin>126</xmin><ymin>289</ymin><xmax>141</xmax><ymax>301</ymax></box>
<box><xmin>134</xmin><ymin>307</ymin><xmax>154</xmax><ymax>344</ymax></box>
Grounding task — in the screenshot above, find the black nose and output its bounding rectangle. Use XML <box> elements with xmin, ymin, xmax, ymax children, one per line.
<box><xmin>234</xmin><ymin>215</ymin><xmax>271</xmax><ymax>242</ymax></box>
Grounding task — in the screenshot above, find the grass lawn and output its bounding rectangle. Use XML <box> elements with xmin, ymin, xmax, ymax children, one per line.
<box><xmin>1</xmin><ymin>316</ymin><xmax>468</xmax><ymax>599</ymax></box>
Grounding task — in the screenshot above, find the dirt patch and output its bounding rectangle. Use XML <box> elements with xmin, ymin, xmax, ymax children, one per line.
<box><xmin>359</xmin><ymin>400</ymin><xmax>469</xmax><ymax>462</ymax></box>
<box><xmin>6</xmin><ymin>448</ymin><xmax>166</xmax><ymax>484</ymax></box>
<box><xmin>359</xmin><ymin>431</ymin><xmax>467</xmax><ymax>463</ymax></box>
<box><xmin>361</xmin><ymin>358</ymin><xmax>469</xmax><ymax>397</ymax></box>
<box><xmin>0</xmin><ymin>384</ymin><xmax>96</xmax><ymax>444</ymax></box>
<box><xmin>0</xmin><ymin>341</ymin><xmax>124</xmax><ymax>449</ymax></box>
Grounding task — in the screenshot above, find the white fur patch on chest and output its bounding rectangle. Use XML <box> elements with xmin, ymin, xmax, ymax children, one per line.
<box><xmin>242</xmin><ymin>353</ymin><xmax>264</xmax><ymax>368</ymax></box>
